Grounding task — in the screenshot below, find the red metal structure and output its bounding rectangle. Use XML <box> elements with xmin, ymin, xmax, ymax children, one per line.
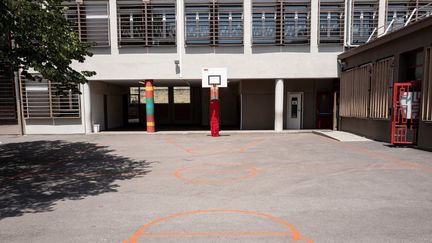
<box><xmin>391</xmin><ymin>81</ymin><xmax>421</xmax><ymax>145</ymax></box>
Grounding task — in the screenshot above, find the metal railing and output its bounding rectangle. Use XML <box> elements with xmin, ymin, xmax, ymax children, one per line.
<box><xmin>366</xmin><ymin>1</ymin><xmax>432</xmax><ymax>42</ymax></box>
<box><xmin>350</xmin><ymin>0</ymin><xmax>379</xmax><ymax>45</ymax></box>
<box><xmin>319</xmin><ymin>0</ymin><xmax>345</xmax><ymax>44</ymax></box>
<box><xmin>252</xmin><ymin>0</ymin><xmax>311</xmax><ymax>45</ymax></box>
<box><xmin>185</xmin><ymin>0</ymin><xmax>244</xmax><ymax>46</ymax></box>
<box><xmin>117</xmin><ymin>0</ymin><xmax>176</xmax><ymax>47</ymax></box>
<box><xmin>21</xmin><ymin>78</ymin><xmax>81</xmax><ymax>119</ymax></box>
<box><xmin>64</xmin><ymin>0</ymin><xmax>111</xmax><ymax>47</ymax></box>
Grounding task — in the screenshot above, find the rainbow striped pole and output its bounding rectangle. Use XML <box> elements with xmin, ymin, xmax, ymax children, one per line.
<box><xmin>145</xmin><ymin>80</ymin><xmax>155</xmax><ymax>133</ymax></box>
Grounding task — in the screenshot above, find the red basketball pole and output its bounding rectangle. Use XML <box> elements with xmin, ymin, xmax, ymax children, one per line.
<box><xmin>210</xmin><ymin>85</ymin><xmax>220</xmax><ymax>137</ymax></box>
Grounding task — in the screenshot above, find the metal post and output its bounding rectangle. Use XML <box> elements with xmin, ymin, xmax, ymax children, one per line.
<box><xmin>145</xmin><ymin>80</ymin><xmax>155</xmax><ymax>133</ymax></box>
<box><xmin>210</xmin><ymin>85</ymin><xmax>220</xmax><ymax>137</ymax></box>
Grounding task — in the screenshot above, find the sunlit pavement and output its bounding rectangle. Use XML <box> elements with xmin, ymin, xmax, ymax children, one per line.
<box><xmin>1</xmin><ymin>133</ymin><xmax>432</xmax><ymax>243</ymax></box>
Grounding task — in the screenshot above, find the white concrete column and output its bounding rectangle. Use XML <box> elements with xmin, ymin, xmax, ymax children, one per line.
<box><xmin>377</xmin><ymin>0</ymin><xmax>387</xmax><ymax>36</ymax></box>
<box><xmin>109</xmin><ymin>0</ymin><xmax>119</xmax><ymax>55</ymax></box>
<box><xmin>310</xmin><ymin>0</ymin><xmax>319</xmax><ymax>53</ymax></box>
<box><xmin>177</xmin><ymin>0</ymin><xmax>185</xmax><ymax>78</ymax></box>
<box><xmin>243</xmin><ymin>0</ymin><xmax>252</xmax><ymax>55</ymax></box>
<box><xmin>82</xmin><ymin>83</ymin><xmax>93</xmax><ymax>134</ymax></box>
<box><xmin>274</xmin><ymin>79</ymin><xmax>284</xmax><ymax>132</ymax></box>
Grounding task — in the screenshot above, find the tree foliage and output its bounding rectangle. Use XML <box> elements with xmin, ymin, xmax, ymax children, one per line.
<box><xmin>0</xmin><ymin>0</ymin><xmax>95</xmax><ymax>94</ymax></box>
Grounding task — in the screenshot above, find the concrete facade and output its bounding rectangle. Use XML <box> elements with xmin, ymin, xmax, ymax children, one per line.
<box><xmin>2</xmin><ymin>0</ymin><xmax>426</xmax><ymax>135</ymax></box>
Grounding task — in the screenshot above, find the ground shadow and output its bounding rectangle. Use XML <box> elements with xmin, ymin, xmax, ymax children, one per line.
<box><xmin>0</xmin><ymin>140</ymin><xmax>153</xmax><ymax>219</ymax></box>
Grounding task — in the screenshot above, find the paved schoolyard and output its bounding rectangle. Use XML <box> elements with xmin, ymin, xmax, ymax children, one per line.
<box><xmin>1</xmin><ymin>132</ymin><xmax>432</xmax><ymax>243</ymax></box>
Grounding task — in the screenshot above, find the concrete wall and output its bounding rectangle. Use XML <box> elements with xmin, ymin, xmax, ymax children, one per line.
<box><xmin>90</xmin><ymin>81</ymin><xmax>128</xmax><ymax>131</ymax></box>
<box><xmin>25</xmin><ymin>118</ymin><xmax>85</xmax><ymax>134</ymax></box>
<box><xmin>340</xmin><ymin>117</ymin><xmax>392</xmax><ymax>143</ymax></box>
<box><xmin>0</xmin><ymin>124</ymin><xmax>21</xmax><ymax>135</ymax></box>
<box><xmin>241</xmin><ymin>79</ymin><xmax>335</xmax><ymax>130</ymax></box>
<box><xmin>71</xmin><ymin>0</ymin><xmax>340</xmax><ymax>82</ymax></box>
<box><xmin>418</xmin><ymin>122</ymin><xmax>432</xmax><ymax>151</ymax></box>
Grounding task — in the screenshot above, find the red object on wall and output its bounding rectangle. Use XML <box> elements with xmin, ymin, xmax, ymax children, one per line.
<box><xmin>210</xmin><ymin>99</ymin><xmax>220</xmax><ymax>137</ymax></box>
<box><xmin>391</xmin><ymin>81</ymin><xmax>421</xmax><ymax>145</ymax></box>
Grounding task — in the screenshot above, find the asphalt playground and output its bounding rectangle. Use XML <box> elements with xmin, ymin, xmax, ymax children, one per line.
<box><xmin>1</xmin><ymin>132</ymin><xmax>432</xmax><ymax>243</ymax></box>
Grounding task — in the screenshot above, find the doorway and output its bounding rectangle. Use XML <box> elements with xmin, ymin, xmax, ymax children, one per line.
<box><xmin>287</xmin><ymin>92</ymin><xmax>303</xmax><ymax>129</ymax></box>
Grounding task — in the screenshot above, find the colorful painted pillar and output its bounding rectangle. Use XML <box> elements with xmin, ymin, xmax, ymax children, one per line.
<box><xmin>145</xmin><ymin>80</ymin><xmax>155</xmax><ymax>133</ymax></box>
<box><xmin>210</xmin><ymin>86</ymin><xmax>220</xmax><ymax>137</ymax></box>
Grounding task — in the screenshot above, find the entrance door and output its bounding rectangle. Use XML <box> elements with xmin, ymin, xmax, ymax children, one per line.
<box><xmin>287</xmin><ymin>93</ymin><xmax>303</xmax><ymax>129</ymax></box>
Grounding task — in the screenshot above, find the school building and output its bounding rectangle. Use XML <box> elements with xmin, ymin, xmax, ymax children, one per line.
<box><xmin>0</xmin><ymin>0</ymin><xmax>431</xmax><ymax>149</ymax></box>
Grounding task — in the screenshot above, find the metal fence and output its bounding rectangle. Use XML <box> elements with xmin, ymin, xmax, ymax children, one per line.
<box><xmin>21</xmin><ymin>78</ymin><xmax>81</xmax><ymax>119</ymax></box>
<box><xmin>185</xmin><ymin>0</ymin><xmax>244</xmax><ymax>46</ymax></box>
<box><xmin>117</xmin><ymin>0</ymin><xmax>176</xmax><ymax>47</ymax></box>
<box><xmin>64</xmin><ymin>0</ymin><xmax>111</xmax><ymax>47</ymax></box>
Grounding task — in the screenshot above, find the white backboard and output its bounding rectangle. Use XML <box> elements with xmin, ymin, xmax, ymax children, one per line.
<box><xmin>202</xmin><ymin>68</ymin><xmax>228</xmax><ymax>88</ymax></box>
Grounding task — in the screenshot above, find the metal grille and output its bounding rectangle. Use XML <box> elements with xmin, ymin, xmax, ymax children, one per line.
<box><xmin>423</xmin><ymin>47</ymin><xmax>432</xmax><ymax>121</ymax></box>
<box><xmin>252</xmin><ymin>0</ymin><xmax>310</xmax><ymax>45</ymax></box>
<box><xmin>386</xmin><ymin>0</ymin><xmax>432</xmax><ymax>33</ymax></box>
<box><xmin>21</xmin><ymin>78</ymin><xmax>81</xmax><ymax>119</ymax></box>
<box><xmin>185</xmin><ymin>0</ymin><xmax>244</xmax><ymax>46</ymax></box>
<box><xmin>340</xmin><ymin>65</ymin><xmax>371</xmax><ymax>117</ymax></box>
<box><xmin>117</xmin><ymin>0</ymin><xmax>176</xmax><ymax>47</ymax></box>
<box><xmin>370</xmin><ymin>57</ymin><xmax>393</xmax><ymax>119</ymax></box>
<box><xmin>319</xmin><ymin>0</ymin><xmax>345</xmax><ymax>44</ymax></box>
<box><xmin>351</xmin><ymin>0</ymin><xmax>378</xmax><ymax>45</ymax></box>
<box><xmin>0</xmin><ymin>67</ymin><xmax>17</xmax><ymax>122</ymax></box>
<box><xmin>64</xmin><ymin>0</ymin><xmax>110</xmax><ymax>47</ymax></box>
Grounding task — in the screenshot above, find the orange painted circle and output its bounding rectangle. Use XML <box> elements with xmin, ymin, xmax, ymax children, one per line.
<box><xmin>174</xmin><ymin>164</ymin><xmax>258</xmax><ymax>184</ymax></box>
<box><xmin>123</xmin><ymin>209</ymin><xmax>313</xmax><ymax>243</ymax></box>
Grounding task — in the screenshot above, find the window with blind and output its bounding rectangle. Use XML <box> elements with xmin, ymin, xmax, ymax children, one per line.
<box><xmin>423</xmin><ymin>47</ymin><xmax>432</xmax><ymax>121</ymax></box>
<box><xmin>64</xmin><ymin>0</ymin><xmax>110</xmax><ymax>47</ymax></box>
<box><xmin>252</xmin><ymin>0</ymin><xmax>310</xmax><ymax>45</ymax></box>
<box><xmin>370</xmin><ymin>57</ymin><xmax>393</xmax><ymax>119</ymax></box>
<box><xmin>387</xmin><ymin>1</ymin><xmax>432</xmax><ymax>32</ymax></box>
<box><xmin>351</xmin><ymin>0</ymin><xmax>378</xmax><ymax>45</ymax></box>
<box><xmin>340</xmin><ymin>65</ymin><xmax>371</xmax><ymax>118</ymax></box>
<box><xmin>319</xmin><ymin>0</ymin><xmax>345</xmax><ymax>44</ymax></box>
<box><xmin>185</xmin><ymin>0</ymin><xmax>243</xmax><ymax>46</ymax></box>
<box><xmin>21</xmin><ymin>78</ymin><xmax>81</xmax><ymax>119</ymax></box>
<box><xmin>117</xmin><ymin>0</ymin><xmax>176</xmax><ymax>47</ymax></box>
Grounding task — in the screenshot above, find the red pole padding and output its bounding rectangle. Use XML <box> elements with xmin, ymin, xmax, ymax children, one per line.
<box><xmin>210</xmin><ymin>99</ymin><xmax>220</xmax><ymax>137</ymax></box>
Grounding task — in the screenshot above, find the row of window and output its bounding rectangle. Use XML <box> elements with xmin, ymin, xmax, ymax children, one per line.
<box><xmin>63</xmin><ymin>0</ymin><xmax>431</xmax><ymax>48</ymax></box>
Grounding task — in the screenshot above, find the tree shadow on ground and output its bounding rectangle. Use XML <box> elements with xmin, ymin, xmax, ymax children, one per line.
<box><xmin>0</xmin><ymin>140</ymin><xmax>153</xmax><ymax>219</ymax></box>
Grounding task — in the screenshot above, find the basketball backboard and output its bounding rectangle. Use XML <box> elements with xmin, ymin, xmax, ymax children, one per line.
<box><xmin>202</xmin><ymin>68</ymin><xmax>228</xmax><ymax>88</ymax></box>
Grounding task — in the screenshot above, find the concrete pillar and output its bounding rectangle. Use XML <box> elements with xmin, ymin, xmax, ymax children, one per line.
<box><xmin>274</xmin><ymin>79</ymin><xmax>284</xmax><ymax>132</ymax></box>
<box><xmin>243</xmin><ymin>0</ymin><xmax>252</xmax><ymax>55</ymax></box>
<box><xmin>177</xmin><ymin>0</ymin><xmax>185</xmax><ymax>77</ymax></box>
<box><xmin>310</xmin><ymin>0</ymin><xmax>319</xmax><ymax>53</ymax></box>
<box><xmin>83</xmin><ymin>82</ymin><xmax>92</xmax><ymax>134</ymax></box>
<box><xmin>145</xmin><ymin>80</ymin><xmax>155</xmax><ymax>133</ymax></box>
<box><xmin>378</xmin><ymin>0</ymin><xmax>387</xmax><ymax>36</ymax></box>
<box><xmin>109</xmin><ymin>0</ymin><xmax>119</xmax><ymax>55</ymax></box>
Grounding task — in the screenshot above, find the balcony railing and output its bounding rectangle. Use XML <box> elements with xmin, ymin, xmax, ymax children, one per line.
<box><xmin>252</xmin><ymin>0</ymin><xmax>311</xmax><ymax>45</ymax></box>
<box><xmin>117</xmin><ymin>0</ymin><xmax>176</xmax><ymax>47</ymax></box>
<box><xmin>64</xmin><ymin>0</ymin><xmax>111</xmax><ymax>47</ymax></box>
<box><xmin>319</xmin><ymin>0</ymin><xmax>345</xmax><ymax>44</ymax></box>
<box><xmin>185</xmin><ymin>0</ymin><xmax>244</xmax><ymax>46</ymax></box>
<box><xmin>351</xmin><ymin>0</ymin><xmax>378</xmax><ymax>45</ymax></box>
